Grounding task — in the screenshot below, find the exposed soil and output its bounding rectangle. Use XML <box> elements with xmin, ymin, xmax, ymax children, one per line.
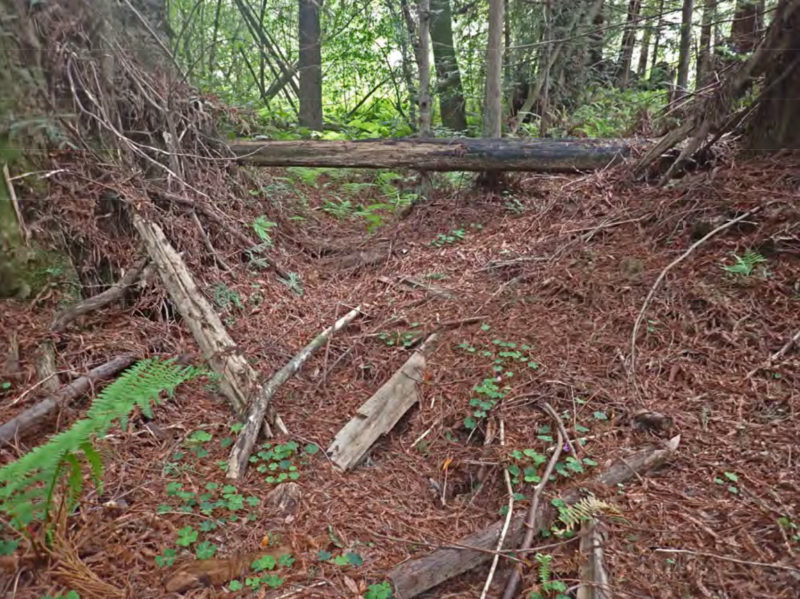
<box><xmin>2</xmin><ymin>154</ymin><xmax>799</xmax><ymax>598</ymax></box>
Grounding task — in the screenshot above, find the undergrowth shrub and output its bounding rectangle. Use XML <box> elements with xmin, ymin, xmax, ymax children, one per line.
<box><xmin>0</xmin><ymin>358</ymin><xmax>201</xmax><ymax>529</ymax></box>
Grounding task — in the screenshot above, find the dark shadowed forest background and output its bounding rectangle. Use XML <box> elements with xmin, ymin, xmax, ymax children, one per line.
<box><xmin>0</xmin><ymin>1</ymin><xmax>798</xmax><ymax>598</ymax></box>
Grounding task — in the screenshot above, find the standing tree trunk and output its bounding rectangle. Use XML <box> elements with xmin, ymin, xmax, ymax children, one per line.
<box><xmin>747</xmin><ymin>0</ymin><xmax>800</xmax><ymax>149</ymax></box>
<box><xmin>650</xmin><ymin>0</ymin><xmax>666</xmax><ymax>71</ymax></box>
<box><xmin>616</xmin><ymin>0</ymin><xmax>642</xmax><ymax>87</ymax></box>
<box><xmin>540</xmin><ymin>0</ymin><xmax>553</xmax><ymax>136</ymax></box>
<box><xmin>588</xmin><ymin>0</ymin><xmax>605</xmax><ymax>70</ymax></box>
<box><xmin>696</xmin><ymin>0</ymin><xmax>715</xmax><ymax>87</ymax></box>
<box><xmin>430</xmin><ymin>0</ymin><xmax>468</xmax><ymax>131</ymax></box>
<box><xmin>675</xmin><ymin>0</ymin><xmax>693</xmax><ymax>99</ymax></box>
<box><xmin>637</xmin><ymin>1</ymin><xmax>653</xmax><ymax>78</ymax></box>
<box><xmin>482</xmin><ymin>0</ymin><xmax>505</xmax><ymax>137</ymax></box>
<box><xmin>417</xmin><ymin>0</ymin><xmax>432</xmax><ymax>135</ymax></box>
<box><xmin>298</xmin><ymin>0</ymin><xmax>322</xmax><ymax>130</ymax></box>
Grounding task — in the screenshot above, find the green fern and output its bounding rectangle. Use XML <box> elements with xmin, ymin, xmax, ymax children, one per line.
<box><xmin>535</xmin><ymin>553</ymin><xmax>553</xmax><ymax>584</ymax></box>
<box><xmin>0</xmin><ymin>358</ymin><xmax>201</xmax><ymax>528</ymax></box>
<box><xmin>556</xmin><ymin>495</ymin><xmax>620</xmax><ymax>533</ymax></box>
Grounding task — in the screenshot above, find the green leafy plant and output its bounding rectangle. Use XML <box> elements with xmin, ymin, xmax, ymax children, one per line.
<box><xmin>278</xmin><ymin>272</ymin><xmax>304</xmax><ymax>296</ymax></box>
<box><xmin>722</xmin><ymin>250</ymin><xmax>767</xmax><ymax>277</ymax></box>
<box><xmin>248</xmin><ymin>440</ymin><xmax>317</xmax><ymax>484</ymax></box>
<box><xmin>252</xmin><ymin>216</ymin><xmax>278</xmax><ymax>245</ymax></box>
<box><xmin>211</xmin><ymin>283</ymin><xmax>243</xmax><ymax>312</ymax></box>
<box><xmin>527</xmin><ymin>553</ymin><xmax>569</xmax><ymax>599</ymax></box>
<box><xmin>713</xmin><ymin>471</ymin><xmax>740</xmax><ymax>494</ymax></box>
<box><xmin>0</xmin><ymin>359</ymin><xmax>200</xmax><ymax>529</ymax></box>
<box><xmin>364</xmin><ymin>581</ymin><xmax>394</xmax><ymax>599</ymax></box>
<box><xmin>431</xmin><ymin>227</ymin><xmax>467</xmax><ymax>247</ymax></box>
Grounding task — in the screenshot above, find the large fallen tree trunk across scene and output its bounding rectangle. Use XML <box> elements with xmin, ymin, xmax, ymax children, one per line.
<box><xmin>229</xmin><ymin>138</ymin><xmax>633</xmax><ymax>171</ymax></box>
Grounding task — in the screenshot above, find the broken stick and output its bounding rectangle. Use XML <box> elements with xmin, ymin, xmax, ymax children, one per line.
<box><xmin>51</xmin><ymin>257</ymin><xmax>148</xmax><ymax>332</ymax></box>
<box><xmin>227</xmin><ymin>306</ymin><xmax>362</xmax><ymax>479</ymax></box>
<box><xmin>387</xmin><ymin>436</ymin><xmax>680</xmax><ymax>598</ymax></box>
<box><xmin>328</xmin><ymin>334</ymin><xmax>438</xmax><ymax>471</ymax></box>
<box><xmin>0</xmin><ymin>353</ymin><xmax>137</xmax><ymax>444</ymax></box>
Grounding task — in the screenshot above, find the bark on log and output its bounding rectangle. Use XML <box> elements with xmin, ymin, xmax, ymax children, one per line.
<box><xmin>229</xmin><ymin>138</ymin><xmax>633</xmax><ymax>172</ymax></box>
<box><xmin>327</xmin><ymin>334</ymin><xmax>438</xmax><ymax>470</ymax></box>
<box><xmin>0</xmin><ymin>354</ymin><xmax>137</xmax><ymax>444</ymax></box>
<box><xmin>227</xmin><ymin>306</ymin><xmax>362</xmax><ymax>479</ymax></box>
<box><xmin>50</xmin><ymin>257</ymin><xmax>148</xmax><ymax>332</ymax></box>
<box><xmin>387</xmin><ymin>436</ymin><xmax>680</xmax><ymax>598</ymax></box>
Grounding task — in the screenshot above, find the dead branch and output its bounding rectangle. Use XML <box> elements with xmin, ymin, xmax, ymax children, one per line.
<box><xmin>502</xmin><ymin>403</ymin><xmax>565</xmax><ymax>599</ymax></box>
<box><xmin>0</xmin><ymin>354</ymin><xmax>137</xmax><ymax>444</ymax></box>
<box><xmin>630</xmin><ymin>205</ymin><xmax>765</xmax><ymax>374</ymax></box>
<box><xmin>50</xmin><ymin>257</ymin><xmax>148</xmax><ymax>332</ymax></box>
<box><xmin>480</xmin><ymin>419</ymin><xmax>512</xmax><ymax>599</ymax></box>
<box><xmin>227</xmin><ymin>306</ymin><xmax>363</xmax><ymax>479</ymax></box>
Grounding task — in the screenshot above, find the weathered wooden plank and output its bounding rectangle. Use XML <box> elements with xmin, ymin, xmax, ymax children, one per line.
<box><xmin>327</xmin><ymin>334</ymin><xmax>438</xmax><ymax>470</ymax></box>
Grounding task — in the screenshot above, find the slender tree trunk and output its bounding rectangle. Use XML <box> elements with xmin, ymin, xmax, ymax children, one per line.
<box><xmin>696</xmin><ymin>0</ymin><xmax>715</xmax><ymax>87</ymax></box>
<box><xmin>638</xmin><ymin>21</ymin><xmax>652</xmax><ymax>77</ymax></box>
<box><xmin>617</xmin><ymin>0</ymin><xmax>642</xmax><ymax>87</ymax></box>
<box><xmin>398</xmin><ymin>0</ymin><xmax>419</xmax><ymax>128</ymax></box>
<box><xmin>675</xmin><ymin>0</ymin><xmax>693</xmax><ymax>99</ymax></box>
<box><xmin>430</xmin><ymin>0</ymin><xmax>468</xmax><ymax>131</ymax></box>
<box><xmin>417</xmin><ymin>0</ymin><xmax>432</xmax><ymax>135</ymax></box>
<box><xmin>482</xmin><ymin>0</ymin><xmax>505</xmax><ymax>137</ymax></box>
<box><xmin>540</xmin><ymin>0</ymin><xmax>553</xmax><ymax>136</ymax></box>
<box><xmin>588</xmin><ymin>0</ymin><xmax>604</xmax><ymax>69</ymax></box>
<box><xmin>650</xmin><ymin>0</ymin><xmax>666</xmax><ymax>71</ymax></box>
<box><xmin>298</xmin><ymin>0</ymin><xmax>322</xmax><ymax>130</ymax></box>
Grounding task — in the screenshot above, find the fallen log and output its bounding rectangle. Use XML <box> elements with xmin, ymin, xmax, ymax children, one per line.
<box><xmin>230</xmin><ymin>138</ymin><xmax>633</xmax><ymax>172</ymax></box>
<box><xmin>387</xmin><ymin>435</ymin><xmax>680</xmax><ymax>598</ymax></box>
<box><xmin>227</xmin><ymin>306</ymin><xmax>362</xmax><ymax>479</ymax></box>
<box><xmin>0</xmin><ymin>354</ymin><xmax>137</xmax><ymax>444</ymax></box>
<box><xmin>327</xmin><ymin>334</ymin><xmax>438</xmax><ymax>470</ymax></box>
<box><xmin>50</xmin><ymin>256</ymin><xmax>148</xmax><ymax>332</ymax></box>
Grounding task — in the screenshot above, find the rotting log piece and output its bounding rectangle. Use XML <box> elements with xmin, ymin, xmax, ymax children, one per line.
<box><xmin>387</xmin><ymin>436</ymin><xmax>680</xmax><ymax>598</ymax></box>
<box><xmin>133</xmin><ymin>214</ymin><xmax>258</xmax><ymax>417</ymax></box>
<box><xmin>327</xmin><ymin>334</ymin><xmax>438</xmax><ymax>470</ymax></box>
<box><xmin>230</xmin><ymin>137</ymin><xmax>633</xmax><ymax>172</ymax></box>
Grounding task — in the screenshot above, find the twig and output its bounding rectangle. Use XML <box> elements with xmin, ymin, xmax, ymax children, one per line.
<box><xmin>2</xmin><ymin>164</ymin><xmax>29</xmax><ymax>244</ymax></box>
<box><xmin>228</xmin><ymin>307</ymin><xmax>362</xmax><ymax>478</ymax></box>
<box><xmin>502</xmin><ymin>403</ymin><xmax>565</xmax><ymax>599</ymax></box>
<box><xmin>630</xmin><ymin>205</ymin><xmax>765</xmax><ymax>374</ymax></box>
<box><xmin>652</xmin><ymin>548</ymin><xmax>800</xmax><ymax>574</ymax></box>
<box><xmin>746</xmin><ymin>328</ymin><xmax>800</xmax><ymax>378</ymax></box>
<box><xmin>480</xmin><ymin>419</ymin><xmax>512</xmax><ymax>599</ymax></box>
<box><xmin>50</xmin><ymin>257</ymin><xmax>148</xmax><ymax>332</ymax></box>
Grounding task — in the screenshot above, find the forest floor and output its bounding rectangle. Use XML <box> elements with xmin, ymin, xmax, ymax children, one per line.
<box><xmin>1</xmin><ymin>153</ymin><xmax>799</xmax><ymax>598</ymax></box>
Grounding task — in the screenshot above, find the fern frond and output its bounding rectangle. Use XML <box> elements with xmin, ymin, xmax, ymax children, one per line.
<box><xmin>557</xmin><ymin>495</ymin><xmax>621</xmax><ymax>533</ymax></box>
<box><xmin>0</xmin><ymin>358</ymin><xmax>200</xmax><ymax>528</ymax></box>
<box><xmin>535</xmin><ymin>553</ymin><xmax>553</xmax><ymax>583</ymax></box>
